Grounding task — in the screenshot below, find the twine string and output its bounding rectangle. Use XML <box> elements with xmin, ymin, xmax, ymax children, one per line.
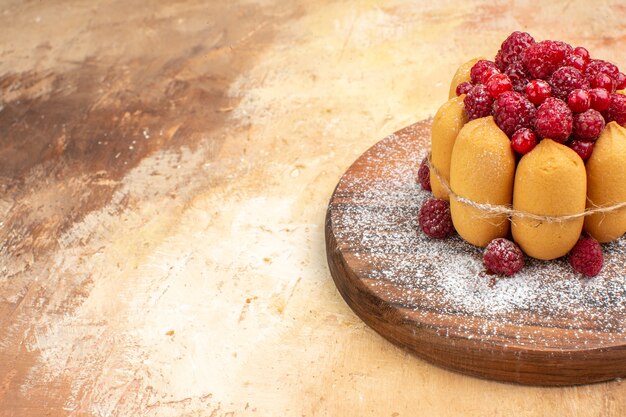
<box><xmin>426</xmin><ymin>153</ymin><xmax>626</xmax><ymax>223</ymax></box>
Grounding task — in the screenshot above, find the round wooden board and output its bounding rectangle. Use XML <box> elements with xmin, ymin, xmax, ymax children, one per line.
<box><xmin>325</xmin><ymin>119</ymin><xmax>626</xmax><ymax>386</ymax></box>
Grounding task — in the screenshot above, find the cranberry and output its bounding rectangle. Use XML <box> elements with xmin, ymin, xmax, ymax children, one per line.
<box><xmin>616</xmin><ymin>72</ymin><xmax>626</xmax><ymax>90</ymax></box>
<box><xmin>565</xmin><ymin>54</ymin><xmax>586</xmax><ymax>72</ymax></box>
<box><xmin>511</xmin><ymin>128</ymin><xmax>538</xmax><ymax>155</ymax></box>
<box><xmin>486</xmin><ymin>73</ymin><xmax>513</xmax><ymax>97</ymax></box>
<box><xmin>568</xmin><ymin>89</ymin><xmax>591</xmax><ymax>113</ymax></box>
<box><xmin>568</xmin><ymin>139</ymin><xmax>595</xmax><ymax>161</ymax></box>
<box><xmin>525</xmin><ymin>79</ymin><xmax>552</xmax><ymax>105</ymax></box>
<box><xmin>589</xmin><ymin>88</ymin><xmax>611</xmax><ymax>111</ymax></box>
<box><xmin>573</xmin><ymin>46</ymin><xmax>590</xmax><ymax>62</ymax></box>
<box><xmin>590</xmin><ymin>72</ymin><xmax>615</xmax><ymax>92</ymax></box>
<box><xmin>480</xmin><ymin>66</ymin><xmax>501</xmax><ymax>85</ymax></box>
<box><xmin>456</xmin><ymin>81</ymin><xmax>473</xmax><ymax>96</ymax></box>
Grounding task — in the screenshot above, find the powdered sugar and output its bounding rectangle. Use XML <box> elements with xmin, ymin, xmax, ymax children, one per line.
<box><xmin>330</xmin><ymin>120</ymin><xmax>626</xmax><ymax>347</ymax></box>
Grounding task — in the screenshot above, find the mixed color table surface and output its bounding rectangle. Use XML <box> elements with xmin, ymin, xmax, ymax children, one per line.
<box><xmin>1</xmin><ymin>0</ymin><xmax>626</xmax><ymax>415</ymax></box>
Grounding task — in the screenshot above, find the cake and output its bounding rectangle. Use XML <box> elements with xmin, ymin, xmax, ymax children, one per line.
<box><xmin>419</xmin><ymin>32</ymin><xmax>626</xmax><ymax>277</ymax></box>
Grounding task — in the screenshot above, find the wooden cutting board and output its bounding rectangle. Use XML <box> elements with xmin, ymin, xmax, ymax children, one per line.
<box><xmin>325</xmin><ymin>119</ymin><xmax>626</xmax><ymax>386</ymax></box>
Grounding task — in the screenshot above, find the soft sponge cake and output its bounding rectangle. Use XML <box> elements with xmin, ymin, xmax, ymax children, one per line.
<box><xmin>449</xmin><ymin>117</ymin><xmax>516</xmax><ymax>247</ymax></box>
<box><xmin>584</xmin><ymin>122</ymin><xmax>626</xmax><ymax>242</ymax></box>
<box><xmin>512</xmin><ymin>139</ymin><xmax>587</xmax><ymax>260</ymax></box>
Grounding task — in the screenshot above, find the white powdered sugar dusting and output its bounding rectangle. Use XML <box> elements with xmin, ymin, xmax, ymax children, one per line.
<box><xmin>331</xmin><ymin>121</ymin><xmax>626</xmax><ymax>347</ymax></box>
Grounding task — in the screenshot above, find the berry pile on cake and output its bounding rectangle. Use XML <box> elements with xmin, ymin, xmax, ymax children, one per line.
<box><xmin>418</xmin><ymin>32</ymin><xmax>626</xmax><ymax>277</ymax></box>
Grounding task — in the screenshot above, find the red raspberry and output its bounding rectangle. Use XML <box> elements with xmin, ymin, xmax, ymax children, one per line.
<box><xmin>418</xmin><ymin>198</ymin><xmax>454</xmax><ymax>238</ymax></box>
<box><xmin>483</xmin><ymin>238</ymin><xmax>525</xmax><ymax>276</ymax></box>
<box><xmin>418</xmin><ymin>157</ymin><xmax>431</xmax><ymax>191</ymax></box>
<box><xmin>493</xmin><ymin>91</ymin><xmax>536</xmax><ymax>137</ymax></box>
<box><xmin>456</xmin><ymin>81</ymin><xmax>473</xmax><ymax>96</ymax></box>
<box><xmin>616</xmin><ymin>73</ymin><xmax>626</xmax><ymax>90</ymax></box>
<box><xmin>511</xmin><ymin>128</ymin><xmax>537</xmax><ymax>155</ymax></box>
<box><xmin>470</xmin><ymin>60</ymin><xmax>499</xmax><ymax>84</ymax></box>
<box><xmin>589</xmin><ymin>72</ymin><xmax>615</xmax><ymax>92</ymax></box>
<box><xmin>522</xmin><ymin>40</ymin><xmax>572</xmax><ymax>79</ymax></box>
<box><xmin>534</xmin><ymin>97</ymin><xmax>573</xmax><ymax>142</ymax></box>
<box><xmin>589</xmin><ymin>88</ymin><xmax>611</xmax><ymax>111</ymax></box>
<box><xmin>525</xmin><ymin>79</ymin><xmax>552</xmax><ymax>105</ymax></box>
<box><xmin>495</xmin><ymin>31</ymin><xmax>535</xmax><ymax>71</ymax></box>
<box><xmin>569</xmin><ymin>236</ymin><xmax>603</xmax><ymax>277</ymax></box>
<box><xmin>549</xmin><ymin>66</ymin><xmax>589</xmax><ymax>101</ymax></box>
<box><xmin>573</xmin><ymin>46</ymin><xmax>590</xmax><ymax>62</ymax></box>
<box><xmin>486</xmin><ymin>73</ymin><xmax>513</xmax><ymax>97</ymax></box>
<box><xmin>564</xmin><ymin>53</ymin><xmax>586</xmax><ymax>72</ymax></box>
<box><xmin>504</xmin><ymin>61</ymin><xmax>531</xmax><ymax>93</ymax></box>
<box><xmin>607</xmin><ymin>93</ymin><xmax>626</xmax><ymax>126</ymax></box>
<box><xmin>585</xmin><ymin>59</ymin><xmax>619</xmax><ymax>80</ymax></box>
<box><xmin>464</xmin><ymin>84</ymin><xmax>494</xmax><ymax>120</ymax></box>
<box><xmin>567</xmin><ymin>89</ymin><xmax>590</xmax><ymax>113</ymax></box>
<box><xmin>572</xmin><ymin>109</ymin><xmax>605</xmax><ymax>140</ymax></box>
<box><xmin>568</xmin><ymin>139</ymin><xmax>595</xmax><ymax>161</ymax></box>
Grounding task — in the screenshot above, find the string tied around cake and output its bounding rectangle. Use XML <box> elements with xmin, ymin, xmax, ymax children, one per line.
<box><xmin>426</xmin><ymin>153</ymin><xmax>626</xmax><ymax>223</ymax></box>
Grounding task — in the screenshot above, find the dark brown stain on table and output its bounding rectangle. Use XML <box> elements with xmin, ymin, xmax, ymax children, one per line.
<box><xmin>0</xmin><ymin>1</ymin><xmax>302</xmax><ymax>414</ymax></box>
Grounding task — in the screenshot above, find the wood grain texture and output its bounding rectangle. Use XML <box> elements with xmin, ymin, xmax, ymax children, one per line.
<box><xmin>326</xmin><ymin>119</ymin><xmax>626</xmax><ymax>386</ymax></box>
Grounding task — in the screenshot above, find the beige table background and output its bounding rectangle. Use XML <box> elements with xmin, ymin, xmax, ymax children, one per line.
<box><xmin>1</xmin><ymin>0</ymin><xmax>626</xmax><ymax>415</ymax></box>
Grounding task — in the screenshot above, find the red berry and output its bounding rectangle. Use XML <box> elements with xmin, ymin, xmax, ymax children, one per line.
<box><xmin>522</xmin><ymin>40</ymin><xmax>572</xmax><ymax>79</ymax></box>
<box><xmin>549</xmin><ymin>66</ymin><xmax>589</xmax><ymax>101</ymax></box>
<box><xmin>607</xmin><ymin>93</ymin><xmax>626</xmax><ymax>126</ymax></box>
<box><xmin>589</xmin><ymin>88</ymin><xmax>611</xmax><ymax>111</ymax></box>
<box><xmin>418</xmin><ymin>198</ymin><xmax>454</xmax><ymax>238</ymax></box>
<box><xmin>534</xmin><ymin>97</ymin><xmax>573</xmax><ymax>142</ymax></box>
<box><xmin>590</xmin><ymin>72</ymin><xmax>615</xmax><ymax>92</ymax></box>
<box><xmin>525</xmin><ymin>79</ymin><xmax>552</xmax><ymax>105</ymax></box>
<box><xmin>568</xmin><ymin>139</ymin><xmax>595</xmax><ymax>161</ymax></box>
<box><xmin>504</xmin><ymin>62</ymin><xmax>530</xmax><ymax>93</ymax></box>
<box><xmin>585</xmin><ymin>59</ymin><xmax>619</xmax><ymax>80</ymax></box>
<box><xmin>569</xmin><ymin>236</ymin><xmax>603</xmax><ymax>277</ymax></box>
<box><xmin>616</xmin><ymin>72</ymin><xmax>626</xmax><ymax>90</ymax></box>
<box><xmin>456</xmin><ymin>81</ymin><xmax>473</xmax><ymax>96</ymax></box>
<box><xmin>567</xmin><ymin>89</ymin><xmax>591</xmax><ymax>113</ymax></box>
<box><xmin>493</xmin><ymin>91</ymin><xmax>536</xmax><ymax>137</ymax></box>
<box><xmin>495</xmin><ymin>31</ymin><xmax>536</xmax><ymax>71</ymax></box>
<box><xmin>470</xmin><ymin>60</ymin><xmax>499</xmax><ymax>84</ymax></box>
<box><xmin>480</xmin><ymin>67</ymin><xmax>501</xmax><ymax>85</ymax></box>
<box><xmin>564</xmin><ymin>53</ymin><xmax>586</xmax><ymax>72</ymax></box>
<box><xmin>572</xmin><ymin>109</ymin><xmax>605</xmax><ymax>141</ymax></box>
<box><xmin>486</xmin><ymin>73</ymin><xmax>513</xmax><ymax>97</ymax></box>
<box><xmin>464</xmin><ymin>84</ymin><xmax>494</xmax><ymax>120</ymax></box>
<box><xmin>483</xmin><ymin>238</ymin><xmax>525</xmax><ymax>277</ymax></box>
<box><xmin>511</xmin><ymin>128</ymin><xmax>538</xmax><ymax>155</ymax></box>
<box><xmin>418</xmin><ymin>157</ymin><xmax>431</xmax><ymax>191</ymax></box>
<box><xmin>573</xmin><ymin>46</ymin><xmax>590</xmax><ymax>62</ymax></box>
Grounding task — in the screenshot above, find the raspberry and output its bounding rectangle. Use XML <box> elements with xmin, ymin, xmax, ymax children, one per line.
<box><xmin>589</xmin><ymin>88</ymin><xmax>611</xmax><ymax>111</ymax></box>
<box><xmin>564</xmin><ymin>53</ymin><xmax>586</xmax><ymax>72</ymax></box>
<box><xmin>418</xmin><ymin>157</ymin><xmax>431</xmax><ymax>191</ymax></box>
<box><xmin>511</xmin><ymin>128</ymin><xmax>537</xmax><ymax>155</ymax></box>
<box><xmin>534</xmin><ymin>97</ymin><xmax>573</xmax><ymax>142</ymax></box>
<box><xmin>470</xmin><ymin>60</ymin><xmax>499</xmax><ymax>84</ymax></box>
<box><xmin>617</xmin><ymin>73</ymin><xmax>626</xmax><ymax>90</ymax></box>
<box><xmin>504</xmin><ymin>61</ymin><xmax>530</xmax><ymax>93</ymax></box>
<box><xmin>568</xmin><ymin>139</ymin><xmax>595</xmax><ymax>161</ymax></box>
<box><xmin>567</xmin><ymin>89</ymin><xmax>590</xmax><ymax>113</ymax></box>
<box><xmin>525</xmin><ymin>79</ymin><xmax>552</xmax><ymax>105</ymax></box>
<box><xmin>585</xmin><ymin>59</ymin><xmax>619</xmax><ymax>80</ymax></box>
<box><xmin>464</xmin><ymin>84</ymin><xmax>494</xmax><ymax>120</ymax></box>
<box><xmin>418</xmin><ymin>198</ymin><xmax>454</xmax><ymax>238</ymax></box>
<box><xmin>522</xmin><ymin>40</ymin><xmax>572</xmax><ymax>79</ymax></box>
<box><xmin>549</xmin><ymin>66</ymin><xmax>589</xmax><ymax>101</ymax></box>
<box><xmin>607</xmin><ymin>93</ymin><xmax>626</xmax><ymax>126</ymax></box>
<box><xmin>569</xmin><ymin>236</ymin><xmax>603</xmax><ymax>277</ymax></box>
<box><xmin>492</xmin><ymin>91</ymin><xmax>536</xmax><ymax>137</ymax></box>
<box><xmin>456</xmin><ymin>81</ymin><xmax>473</xmax><ymax>96</ymax></box>
<box><xmin>495</xmin><ymin>31</ymin><xmax>535</xmax><ymax>71</ymax></box>
<box><xmin>572</xmin><ymin>46</ymin><xmax>590</xmax><ymax>62</ymax></box>
<box><xmin>486</xmin><ymin>73</ymin><xmax>512</xmax><ymax>97</ymax></box>
<box><xmin>483</xmin><ymin>238</ymin><xmax>525</xmax><ymax>276</ymax></box>
<box><xmin>589</xmin><ymin>72</ymin><xmax>615</xmax><ymax>92</ymax></box>
<box><xmin>572</xmin><ymin>109</ymin><xmax>605</xmax><ymax>140</ymax></box>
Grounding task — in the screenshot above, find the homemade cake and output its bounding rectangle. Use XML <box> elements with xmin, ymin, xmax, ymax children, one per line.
<box><xmin>421</xmin><ymin>32</ymin><xmax>626</xmax><ymax>276</ymax></box>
